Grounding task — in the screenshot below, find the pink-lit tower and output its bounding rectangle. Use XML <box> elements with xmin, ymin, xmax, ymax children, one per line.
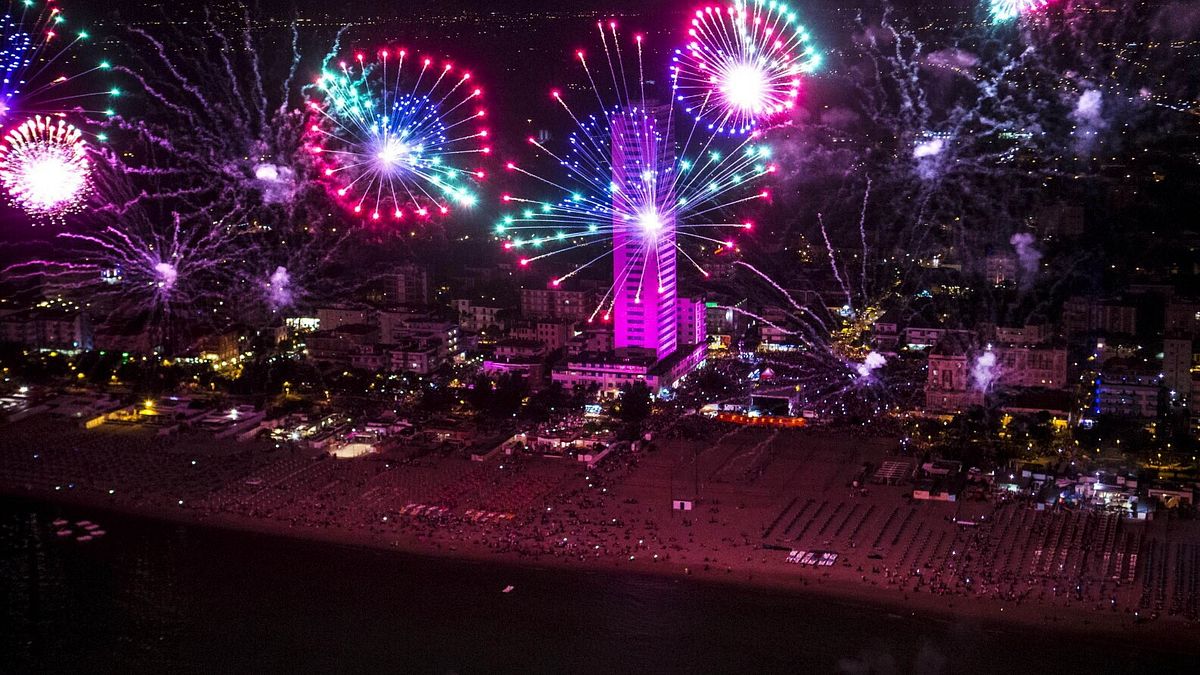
<box><xmin>611</xmin><ymin>104</ymin><xmax>678</xmax><ymax>361</ymax></box>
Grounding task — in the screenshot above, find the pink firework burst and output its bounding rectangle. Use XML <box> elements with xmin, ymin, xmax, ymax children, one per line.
<box><xmin>671</xmin><ymin>1</ymin><xmax>822</xmax><ymax>135</ymax></box>
<box><xmin>0</xmin><ymin>114</ymin><xmax>91</xmax><ymax>221</ymax></box>
<box><xmin>305</xmin><ymin>47</ymin><xmax>491</xmax><ymax>225</ymax></box>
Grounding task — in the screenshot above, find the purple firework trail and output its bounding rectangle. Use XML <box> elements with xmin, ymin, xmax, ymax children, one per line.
<box><xmin>102</xmin><ymin>5</ymin><xmax>345</xmax><ymax>228</ymax></box>
<box><xmin>3</xmin><ymin>174</ymin><xmax>240</xmax><ymax>351</ymax></box>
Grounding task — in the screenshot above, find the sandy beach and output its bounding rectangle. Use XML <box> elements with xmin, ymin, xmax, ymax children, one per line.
<box><xmin>3</xmin><ymin>416</ymin><xmax>1199</xmax><ymax>653</ymax></box>
<box><xmin>4</xmin><ymin>484</ymin><xmax>1190</xmax><ymax>647</ymax></box>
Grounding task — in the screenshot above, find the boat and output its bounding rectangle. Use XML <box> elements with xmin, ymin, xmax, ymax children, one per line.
<box><xmin>75</xmin><ymin>520</ymin><xmax>93</xmax><ymax>527</ymax></box>
<box><xmin>52</xmin><ymin>519</ymin><xmax>68</xmax><ymax>527</ymax></box>
<box><xmin>502</xmin><ymin>585</ymin><xmax>515</xmax><ymax>593</ymax></box>
<box><xmin>91</xmin><ymin>530</ymin><xmax>107</xmax><ymax>537</ymax></box>
<box><xmin>84</xmin><ymin>523</ymin><xmax>101</xmax><ymax>531</ymax></box>
<box><xmin>76</xmin><ymin>535</ymin><xmax>93</xmax><ymax>542</ymax></box>
<box><xmin>55</xmin><ymin>529</ymin><xmax>72</xmax><ymax>537</ymax></box>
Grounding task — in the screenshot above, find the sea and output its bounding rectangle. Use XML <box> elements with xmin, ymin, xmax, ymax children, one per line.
<box><xmin>0</xmin><ymin>496</ymin><xmax>1192</xmax><ymax>674</ymax></box>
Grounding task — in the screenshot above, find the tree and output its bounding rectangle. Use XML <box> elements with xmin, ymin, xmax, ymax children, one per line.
<box><xmin>467</xmin><ymin>374</ymin><xmax>494</xmax><ymax>410</ymax></box>
<box><xmin>418</xmin><ymin>381</ymin><xmax>455</xmax><ymax>412</ymax></box>
<box><xmin>492</xmin><ymin>373</ymin><xmax>528</xmax><ymax>416</ymax></box>
<box><xmin>521</xmin><ymin>382</ymin><xmax>572</xmax><ymax>423</ymax></box>
<box><xmin>618</xmin><ymin>381</ymin><xmax>652</xmax><ymax>434</ymax></box>
<box><xmin>1029</xmin><ymin>411</ymin><xmax>1055</xmax><ymax>449</ymax></box>
<box><xmin>695</xmin><ymin>366</ymin><xmax>734</xmax><ymax>395</ymax></box>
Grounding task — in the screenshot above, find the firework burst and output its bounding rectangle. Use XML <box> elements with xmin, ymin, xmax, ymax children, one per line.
<box><xmin>670</xmin><ymin>1</ymin><xmax>822</xmax><ymax>135</ymax></box>
<box><xmin>0</xmin><ymin>113</ymin><xmax>90</xmax><ymax>220</ymax></box>
<box><xmin>3</xmin><ymin>180</ymin><xmax>240</xmax><ymax>351</ymax></box>
<box><xmin>305</xmin><ymin>48</ymin><xmax>490</xmax><ymax>223</ymax></box>
<box><xmin>497</xmin><ymin>22</ymin><xmax>774</xmax><ymax>322</ymax></box>
<box><xmin>0</xmin><ymin>0</ymin><xmax>114</xmax><ymax>121</ymax></box>
<box><xmin>988</xmin><ymin>0</ymin><xmax>1051</xmax><ymax>24</ymax></box>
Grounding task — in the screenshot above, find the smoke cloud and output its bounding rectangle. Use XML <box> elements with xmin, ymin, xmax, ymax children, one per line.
<box><xmin>1070</xmin><ymin>89</ymin><xmax>1106</xmax><ymax>154</ymax></box>
<box><xmin>153</xmin><ymin>262</ymin><xmax>178</xmax><ymax>290</ymax></box>
<box><xmin>855</xmin><ymin>351</ymin><xmax>887</xmax><ymax>379</ymax></box>
<box><xmin>914</xmin><ymin>137</ymin><xmax>947</xmax><ymax>181</ymax></box>
<box><xmin>1009</xmin><ymin>232</ymin><xmax>1042</xmax><ymax>286</ymax></box>
<box><xmin>913</xmin><ymin>139</ymin><xmax>944</xmax><ymax>159</ymax></box>
<box><xmin>265</xmin><ymin>266</ymin><xmax>293</xmax><ymax>311</ymax></box>
<box><xmin>1151</xmin><ymin>2</ymin><xmax>1200</xmax><ymax>40</ymax></box>
<box><xmin>923</xmin><ymin>48</ymin><xmax>980</xmax><ymax>74</ymax></box>
<box><xmin>971</xmin><ymin>350</ymin><xmax>999</xmax><ymax>393</ymax></box>
<box><xmin>253</xmin><ymin>163</ymin><xmax>297</xmax><ymax>205</ymax></box>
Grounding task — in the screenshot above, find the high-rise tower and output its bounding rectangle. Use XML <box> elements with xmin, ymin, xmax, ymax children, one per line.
<box><xmin>550</xmin><ymin>105</ymin><xmax>710</xmax><ymax>393</ymax></box>
<box><xmin>611</xmin><ymin>104</ymin><xmax>678</xmax><ymax>361</ymax></box>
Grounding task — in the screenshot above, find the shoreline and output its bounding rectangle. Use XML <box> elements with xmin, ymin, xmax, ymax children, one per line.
<box><xmin>8</xmin><ymin>485</ymin><xmax>1200</xmax><ymax>655</ymax></box>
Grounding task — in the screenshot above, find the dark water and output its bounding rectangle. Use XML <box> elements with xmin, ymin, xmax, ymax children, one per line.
<box><xmin>0</xmin><ymin>497</ymin><xmax>1193</xmax><ymax>674</ymax></box>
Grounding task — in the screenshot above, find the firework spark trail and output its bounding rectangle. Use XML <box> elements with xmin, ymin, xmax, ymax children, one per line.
<box><xmin>1033</xmin><ymin>1</ymin><xmax>1200</xmax><ymax>142</ymax></box>
<box><xmin>850</xmin><ymin>4</ymin><xmax>1197</xmax><ymax>283</ymax></box>
<box><xmin>717</xmin><ymin>304</ymin><xmax>822</xmax><ymax>350</ymax></box>
<box><xmin>723</xmin><ymin>187</ymin><xmax>910</xmax><ymax>418</ymax></box>
<box><xmin>797</xmin><ymin>19</ymin><xmax>943</xmax><ymax>271</ymax></box>
<box><xmin>726</xmin><ymin>266</ymin><xmax>879</xmax><ymax>369</ymax></box>
<box><xmin>725</xmin><ymin>277</ymin><xmax>854</xmax><ymax>359</ymax></box>
<box><xmin>856</xmin><ymin>177</ymin><xmax>871</xmax><ymax>299</ymax></box>
<box><xmin>731</xmin><ymin>7</ymin><xmax>1195</xmax><ymax>413</ymax></box>
<box><xmin>104</xmin><ymin>8</ymin><xmax>342</xmax><ymax>227</ymax></box>
<box><xmin>80</xmin><ymin>5</ymin><xmax>362</xmax><ymax>338</ymax></box>
<box><xmin>735</xmin><ymin>260</ymin><xmax>802</xmax><ymax>310</ymax></box>
<box><xmin>803</xmin><ymin>14</ymin><xmax>1075</xmax><ymax>296</ymax></box>
<box><xmin>817</xmin><ymin>212</ymin><xmax>853</xmax><ymax>312</ymax></box>
<box><xmin>750</xmin><ymin>350</ymin><xmax>888</xmax><ymax>416</ymax></box>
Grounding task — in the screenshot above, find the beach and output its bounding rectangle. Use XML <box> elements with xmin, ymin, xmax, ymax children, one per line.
<box><xmin>3</xmin><ymin>415</ymin><xmax>1200</xmax><ymax>653</ymax></box>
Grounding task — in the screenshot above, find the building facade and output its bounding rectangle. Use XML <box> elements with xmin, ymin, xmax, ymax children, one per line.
<box><xmin>611</xmin><ymin>105</ymin><xmax>678</xmax><ymax>361</ymax></box>
<box><xmin>925</xmin><ymin>348</ymin><xmax>984</xmax><ymax>412</ymax></box>
<box><xmin>389</xmin><ymin>264</ymin><xmax>430</xmax><ymax>305</ymax></box>
<box><xmin>0</xmin><ymin>307</ymin><xmax>93</xmax><ymax>351</ymax></box>
<box><xmin>453</xmin><ymin>299</ymin><xmax>506</xmax><ymax>332</ymax></box>
<box><xmin>1163</xmin><ymin>338</ymin><xmax>1195</xmax><ymax>400</ymax></box>
<box><xmin>676</xmin><ymin>295</ymin><xmax>706</xmax><ymax>347</ymax></box>
<box><xmin>510</xmin><ymin>320</ymin><xmax>573</xmax><ymax>352</ymax></box>
<box><xmin>1165</xmin><ymin>300</ymin><xmax>1200</xmax><ymax>339</ymax></box>
<box><xmin>1063</xmin><ymin>297</ymin><xmax>1137</xmax><ymax>336</ymax></box>
<box><xmin>520</xmin><ymin>286</ymin><xmax>595</xmax><ymax>322</ymax></box>
<box><xmin>316</xmin><ymin>306</ymin><xmax>371</xmax><ymax>332</ymax></box>
<box><xmin>552</xmin><ymin>105</ymin><xmax>707</xmax><ymax>393</ymax></box>
<box><xmin>995</xmin><ymin>344</ymin><xmax>1068</xmax><ymax>389</ymax></box>
<box><xmin>1094</xmin><ymin>370</ymin><xmax>1162</xmax><ymax>418</ymax></box>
